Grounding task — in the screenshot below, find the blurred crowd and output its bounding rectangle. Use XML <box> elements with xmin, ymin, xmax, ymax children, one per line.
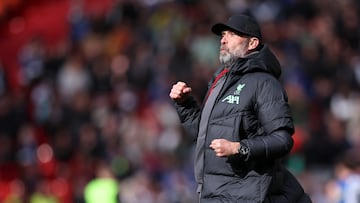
<box><xmin>0</xmin><ymin>0</ymin><xmax>360</xmax><ymax>202</ymax></box>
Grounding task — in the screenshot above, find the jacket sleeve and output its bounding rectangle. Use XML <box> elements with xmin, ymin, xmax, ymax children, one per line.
<box><xmin>242</xmin><ymin>76</ymin><xmax>294</xmax><ymax>161</ymax></box>
<box><xmin>173</xmin><ymin>96</ymin><xmax>202</xmax><ymax>141</ymax></box>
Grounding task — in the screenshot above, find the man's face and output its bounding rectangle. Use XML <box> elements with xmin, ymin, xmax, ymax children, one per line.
<box><xmin>219</xmin><ymin>30</ymin><xmax>250</xmax><ymax>66</ymax></box>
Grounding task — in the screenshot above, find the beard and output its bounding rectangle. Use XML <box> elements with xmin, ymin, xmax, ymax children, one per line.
<box><xmin>219</xmin><ymin>39</ymin><xmax>250</xmax><ymax>67</ymax></box>
<box><xmin>219</xmin><ymin>50</ymin><xmax>237</xmax><ymax>67</ymax></box>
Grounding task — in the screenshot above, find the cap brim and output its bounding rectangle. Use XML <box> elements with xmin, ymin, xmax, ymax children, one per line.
<box><xmin>211</xmin><ymin>23</ymin><xmax>248</xmax><ymax>37</ymax></box>
<box><xmin>211</xmin><ymin>23</ymin><xmax>231</xmax><ymax>36</ymax></box>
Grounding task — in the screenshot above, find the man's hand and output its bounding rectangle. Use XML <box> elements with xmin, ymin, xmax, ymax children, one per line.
<box><xmin>169</xmin><ymin>81</ymin><xmax>192</xmax><ymax>103</ymax></box>
<box><xmin>210</xmin><ymin>139</ymin><xmax>240</xmax><ymax>157</ymax></box>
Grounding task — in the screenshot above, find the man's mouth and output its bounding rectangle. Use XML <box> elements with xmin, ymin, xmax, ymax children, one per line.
<box><xmin>220</xmin><ymin>49</ymin><xmax>228</xmax><ymax>55</ymax></box>
<box><xmin>220</xmin><ymin>46</ymin><xmax>228</xmax><ymax>52</ymax></box>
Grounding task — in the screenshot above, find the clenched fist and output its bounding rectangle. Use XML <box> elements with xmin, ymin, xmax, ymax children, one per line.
<box><xmin>210</xmin><ymin>139</ymin><xmax>240</xmax><ymax>157</ymax></box>
<box><xmin>169</xmin><ymin>81</ymin><xmax>192</xmax><ymax>103</ymax></box>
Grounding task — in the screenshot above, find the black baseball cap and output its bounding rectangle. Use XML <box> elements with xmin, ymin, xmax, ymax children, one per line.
<box><xmin>211</xmin><ymin>15</ymin><xmax>262</xmax><ymax>41</ymax></box>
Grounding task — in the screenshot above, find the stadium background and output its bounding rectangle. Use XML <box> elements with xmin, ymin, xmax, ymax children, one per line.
<box><xmin>0</xmin><ymin>0</ymin><xmax>360</xmax><ymax>202</ymax></box>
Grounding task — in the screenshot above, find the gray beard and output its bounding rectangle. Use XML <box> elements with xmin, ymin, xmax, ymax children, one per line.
<box><xmin>219</xmin><ymin>52</ymin><xmax>237</xmax><ymax>68</ymax></box>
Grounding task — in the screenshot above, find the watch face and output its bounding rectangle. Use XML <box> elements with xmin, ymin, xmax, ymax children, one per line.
<box><xmin>239</xmin><ymin>146</ymin><xmax>249</xmax><ymax>155</ymax></box>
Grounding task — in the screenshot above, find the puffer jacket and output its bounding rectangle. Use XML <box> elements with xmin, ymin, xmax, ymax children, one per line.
<box><xmin>174</xmin><ymin>45</ymin><xmax>312</xmax><ymax>202</ymax></box>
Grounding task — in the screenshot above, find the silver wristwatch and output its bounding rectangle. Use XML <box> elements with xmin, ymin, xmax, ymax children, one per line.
<box><xmin>238</xmin><ymin>144</ymin><xmax>249</xmax><ymax>156</ymax></box>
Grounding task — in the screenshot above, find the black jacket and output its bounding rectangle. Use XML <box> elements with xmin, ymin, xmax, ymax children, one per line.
<box><xmin>174</xmin><ymin>45</ymin><xmax>311</xmax><ymax>202</ymax></box>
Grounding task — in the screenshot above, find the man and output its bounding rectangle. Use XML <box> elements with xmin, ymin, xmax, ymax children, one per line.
<box><xmin>169</xmin><ymin>15</ymin><xmax>312</xmax><ymax>202</ymax></box>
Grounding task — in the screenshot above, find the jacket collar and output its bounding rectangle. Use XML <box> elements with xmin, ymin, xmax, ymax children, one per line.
<box><xmin>228</xmin><ymin>45</ymin><xmax>282</xmax><ymax>79</ymax></box>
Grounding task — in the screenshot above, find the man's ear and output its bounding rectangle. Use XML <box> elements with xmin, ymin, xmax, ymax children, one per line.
<box><xmin>248</xmin><ymin>37</ymin><xmax>260</xmax><ymax>50</ymax></box>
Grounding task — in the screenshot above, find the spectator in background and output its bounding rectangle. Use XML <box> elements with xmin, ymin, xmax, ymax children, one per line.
<box><xmin>84</xmin><ymin>163</ymin><xmax>119</xmax><ymax>203</ymax></box>
<box><xmin>18</xmin><ymin>37</ymin><xmax>46</xmax><ymax>85</ymax></box>
<box><xmin>336</xmin><ymin>149</ymin><xmax>360</xmax><ymax>203</ymax></box>
<box><xmin>317</xmin><ymin>149</ymin><xmax>360</xmax><ymax>203</ymax></box>
<box><xmin>57</xmin><ymin>47</ymin><xmax>90</xmax><ymax>104</ymax></box>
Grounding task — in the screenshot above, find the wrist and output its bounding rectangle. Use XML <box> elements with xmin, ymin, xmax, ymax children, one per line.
<box><xmin>233</xmin><ymin>142</ymin><xmax>240</xmax><ymax>155</ymax></box>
